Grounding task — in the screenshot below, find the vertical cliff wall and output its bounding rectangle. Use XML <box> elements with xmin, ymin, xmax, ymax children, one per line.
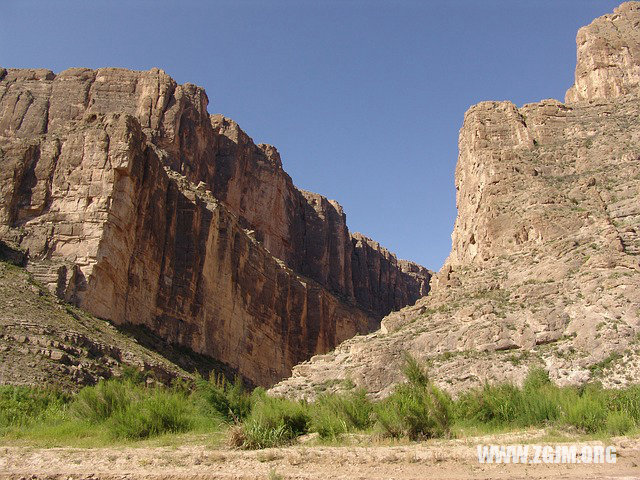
<box><xmin>0</xmin><ymin>67</ymin><xmax>429</xmax><ymax>385</ymax></box>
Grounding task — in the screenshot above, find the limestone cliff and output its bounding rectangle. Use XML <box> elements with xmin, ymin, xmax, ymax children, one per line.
<box><xmin>565</xmin><ymin>2</ymin><xmax>640</xmax><ymax>103</ymax></box>
<box><xmin>0</xmin><ymin>67</ymin><xmax>429</xmax><ymax>386</ymax></box>
<box><xmin>272</xmin><ymin>2</ymin><xmax>640</xmax><ymax>399</ymax></box>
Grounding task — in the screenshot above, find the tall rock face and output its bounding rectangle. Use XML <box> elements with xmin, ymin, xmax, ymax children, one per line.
<box><xmin>565</xmin><ymin>1</ymin><xmax>640</xmax><ymax>103</ymax></box>
<box><xmin>0</xmin><ymin>67</ymin><xmax>429</xmax><ymax>386</ymax></box>
<box><xmin>272</xmin><ymin>2</ymin><xmax>640</xmax><ymax>399</ymax></box>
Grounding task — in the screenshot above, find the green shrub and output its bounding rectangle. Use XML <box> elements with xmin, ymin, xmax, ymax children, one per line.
<box><xmin>456</xmin><ymin>383</ymin><xmax>521</xmax><ymax>426</ymax></box>
<box><xmin>523</xmin><ymin>367</ymin><xmax>552</xmax><ymax>391</ymax></box>
<box><xmin>237</xmin><ymin>394</ymin><xmax>309</xmax><ymax>448</ymax></box>
<box><xmin>375</xmin><ymin>355</ymin><xmax>451</xmax><ymax>440</ymax></box>
<box><xmin>4</xmin><ymin>360</ymin><xmax>640</xmax><ymax>446</ymax></box>
<box><xmin>196</xmin><ymin>376</ymin><xmax>253</xmax><ymax>422</ymax></box>
<box><xmin>0</xmin><ymin>386</ymin><xmax>68</xmax><ymax>428</ymax></box>
<box><xmin>608</xmin><ymin>385</ymin><xmax>640</xmax><ymax>423</ymax></box>
<box><xmin>456</xmin><ymin>368</ymin><xmax>562</xmax><ymax>429</ymax></box>
<box><xmin>518</xmin><ymin>368</ymin><xmax>561</xmax><ymax>426</ymax></box>
<box><xmin>109</xmin><ymin>389</ymin><xmax>194</xmax><ymax>439</ymax></box>
<box><xmin>564</xmin><ymin>393</ymin><xmax>607</xmax><ymax>433</ymax></box>
<box><xmin>309</xmin><ymin>389</ymin><xmax>373</xmax><ymax>439</ymax></box>
<box><xmin>71</xmin><ymin>379</ymin><xmax>138</xmax><ymax>423</ymax></box>
<box><xmin>120</xmin><ymin>365</ymin><xmax>148</xmax><ymax>385</ymax></box>
<box><xmin>605</xmin><ymin>410</ymin><xmax>635</xmax><ymax>435</ymax></box>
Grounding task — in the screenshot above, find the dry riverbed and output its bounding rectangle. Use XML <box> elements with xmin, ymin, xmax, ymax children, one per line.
<box><xmin>1</xmin><ymin>431</ymin><xmax>639</xmax><ymax>480</ymax></box>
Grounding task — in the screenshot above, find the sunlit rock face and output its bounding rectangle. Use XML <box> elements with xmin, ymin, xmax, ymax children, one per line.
<box><xmin>565</xmin><ymin>2</ymin><xmax>640</xmax><ymax>103</ymax></box>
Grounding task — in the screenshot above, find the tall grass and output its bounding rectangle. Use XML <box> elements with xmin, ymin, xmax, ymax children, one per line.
<box><xmin>1</xmin><ymin>358</ymin><xmax>639</xmax><ymax>448</ymax></box>
<box><xmin>455</xmin><ymin>368</ymin><xmax>564</xmax><ymax>428</ymax></box>
<box><xmin>110</xmin><ymin>389</ymin><xmax>194</xmax><ymax>439</ymax></box>
<box><xmin>1</xmin><ymin>376</ymin><xmax>222</xmax><ymax>443</ymax></box>
<box><xmin>310</xmin><ymin>389</ymin><xmax>374</xmax><ymax>439</ymax></box>
<box><xmin>71</xmin><ymin>379</ymin><xmax>136</xmax><ymax>423</ymax></box>
<box><xmin>454</xmin><ymin>368</ymin><xmax>639</xmax><ymax>436</ymax></box>
<box><xmin>194</xmin><ymin>375</ymin><xmax>253</xmax><ymax>422</ymax></box>
<box><xmin>0</xmin><ymin>385</ymin><xmax>69</xmax><ymax>429</ymax></box>
<box><xmin>375</xmin><ymin>355</ymin><xmax>452</xmax><ymax>440</ymax></box>
<box><xmin>233</xmin><ymin>391</ymin><xmax>310</xmax><ymax>449</ymax></box>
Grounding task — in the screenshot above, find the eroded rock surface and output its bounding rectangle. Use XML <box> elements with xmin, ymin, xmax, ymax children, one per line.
<box><xmin>566</xmin><ymin>2</ymin><xmax>640</xmax><ymax>103</ymax></box>
<box><xmin>271</xmin><ymin>2</ymin><xmax>640</xmax><ymax>399</ymax></box>
<box><xmin>0</xmin><ymin>68</ymin><xmax>429</xmax><ymax>386</ymax></box>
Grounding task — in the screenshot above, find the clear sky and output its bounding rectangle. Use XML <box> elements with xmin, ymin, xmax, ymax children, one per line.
<box><xmin>1</xmin><ymin>0</ymin><xmax>623</xmax><ymax>270</ymax></box>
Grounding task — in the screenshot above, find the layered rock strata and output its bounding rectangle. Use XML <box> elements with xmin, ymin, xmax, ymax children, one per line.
<box><xmin>271</xmin><ymin>2</ymin><xmax>640</xmax><ymax>399</ymax></box>
<box><xmin>0</xmin><ymin>258</ymin><xmax>192</xmax><ymax>391</ymax></box>
<box><xmin>0</xmin><ymin>67</ymin><xmax>429</xmax><ymax>386</ymax></box>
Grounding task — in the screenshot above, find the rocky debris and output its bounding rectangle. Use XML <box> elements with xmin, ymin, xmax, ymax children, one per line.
<box><xmin>0</xmin><ymin>261</ymin><xmax>189</xmax><ymax>390</ymax></box>
<box><xmin>271</xmin><ymin>2</ymin><xmax>640</xmax><ymax>399</ymax></box>
<box><xmin>0</xmin><ymin>66</ymin><xmax>429</xmax><ymax>387</ymax></box>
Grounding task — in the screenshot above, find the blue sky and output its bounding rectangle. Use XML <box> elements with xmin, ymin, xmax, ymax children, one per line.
<box><xmin>1</xmin><ymin>0</ymin><xmax>622</xmax><ymax>270</ymax></box>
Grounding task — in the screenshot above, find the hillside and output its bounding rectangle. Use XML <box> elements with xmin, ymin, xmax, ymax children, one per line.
<box><xmin>0</xmin><ymin>253</ymin><xmax>203</xmax><ymax>390</ymax></box>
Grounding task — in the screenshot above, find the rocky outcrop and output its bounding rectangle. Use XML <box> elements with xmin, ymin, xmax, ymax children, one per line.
<box><xmin>271</xmin><ymin>2</ymin><xmax>640</xmax><ymax>399</ymax></box>
<box><xmin>351</xmin><ymin>233</ymin><xmax>430</xmax><ymax>315</ymax></box>
<box><xmin>566</xmin><ymin>2</ymin><xmax>640</xmax><ymax>103</ymax></box>
<box><xmin>0</xmin><ymin>67</ymin><xmax>429</xmax><ymax>386</ymax></box>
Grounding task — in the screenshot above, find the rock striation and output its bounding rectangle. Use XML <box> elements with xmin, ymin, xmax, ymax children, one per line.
<box><xmin>0</xmin><ymin>67</ymin><xmax>429</xmax><ymax>386</ymax></box>
<box><xmin>271</xmin><ymin>2</ymin><xmax>640</xmax><ymax>399</ymax></box>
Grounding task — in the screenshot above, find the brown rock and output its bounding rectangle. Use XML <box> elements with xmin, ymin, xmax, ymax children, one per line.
<box><xmin>0</xmin><ymin>67</ymin><xmax>430</xmax><ymax>386</ymax></box>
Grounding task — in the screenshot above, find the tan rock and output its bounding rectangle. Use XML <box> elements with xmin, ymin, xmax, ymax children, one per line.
<box><xmin>566</xmin><ymin>2</ymin><xmax>640</xmax><ymax>102</ymax></box>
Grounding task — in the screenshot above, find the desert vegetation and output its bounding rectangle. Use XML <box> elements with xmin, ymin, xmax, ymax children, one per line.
<box><xmin>1</xmin><ymin>357</ymin><xmax>639</xmax><ymax>449</ymax></box>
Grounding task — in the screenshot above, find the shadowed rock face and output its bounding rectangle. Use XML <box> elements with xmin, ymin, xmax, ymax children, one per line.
<box><xmin>271</xmin><ymin>2</ymin><xmax>640</xmax><ymax>399</ymax></box>
<box><xmin>0</xmin><ymin>67</ymin><xmax>430</xmax><ymax>385</ymax></box>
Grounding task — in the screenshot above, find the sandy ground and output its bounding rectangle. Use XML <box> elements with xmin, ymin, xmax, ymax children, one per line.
<box><xmin>1</xmin><ymin>433</ymin><xmax>639</xmax><ymax>480</ymax></box>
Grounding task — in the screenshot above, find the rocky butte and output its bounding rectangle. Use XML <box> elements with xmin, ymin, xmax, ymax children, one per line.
<box><xmin>272</xmin><ymin>2</ymin><xmax>640</xmax><ymax>399</ymax></box>
<box><xmin>0</xmin><ymin>67</ymin><xmax>430</xmax><ymax>387</ymax></box>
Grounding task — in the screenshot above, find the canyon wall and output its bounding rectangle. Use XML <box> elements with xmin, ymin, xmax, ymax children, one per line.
<box><xmin>272</xmin><ymin>2</ymin><xmax>640</xmax><ymax>399</ymax></box>
<box><xmin>0</xmin><ymin>68</ymin><xmax>429</xmax><ymax>386</ymax></box>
